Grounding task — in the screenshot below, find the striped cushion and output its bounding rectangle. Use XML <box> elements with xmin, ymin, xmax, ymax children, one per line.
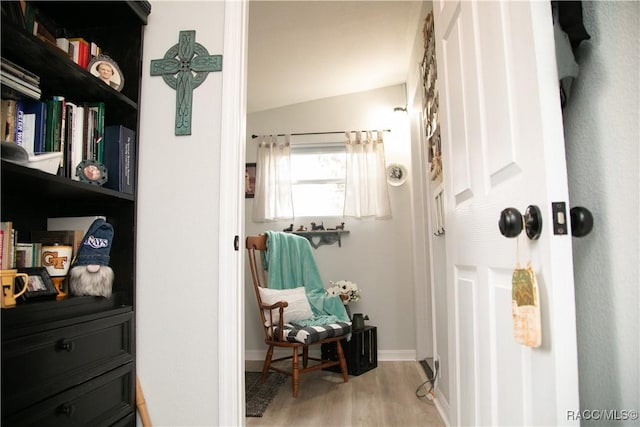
<box><xmin>274</xmin><ymin>322</ymin><xmax>351</xmax><ymax>345</ymax></box>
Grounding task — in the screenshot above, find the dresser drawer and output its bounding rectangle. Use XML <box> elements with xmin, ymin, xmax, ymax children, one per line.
<box><xmin>4</xmin><ymin>362</ymin><xmax>135</xmax><ymax>427</ymax></box>
<box><xmin>2</xmin><ymin>310</ymin><xmax>133</xmax><ymax>415</ymax></box>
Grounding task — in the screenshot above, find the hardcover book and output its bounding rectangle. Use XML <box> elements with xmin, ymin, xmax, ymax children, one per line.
<box><xmin>86</xmin><ymin>102</ymin><xmax>105</xmax><ymax>163</ymax></box>
<box><xmin>104</xmin><ymin>125</ymin><xmax>135</xmax><ymax>194</ymax></box>
<box><xmin>22</xmin><ymin>100</ymin><xmax>47</xmax><ymax>153</ymax></box>
<box><xmin>65</xmin><ymin>102</ymin><xmax>84</xmax><ymax>179</ymax></box>
<box><xmin>67</xmin><ymin>38</ymin><xmax>90</xmax><ymax>68</ymax></box>
<box><xmin>44</xmin><ymin>96</ymin><xmax>64</xmax><ymax>153</ymax></box>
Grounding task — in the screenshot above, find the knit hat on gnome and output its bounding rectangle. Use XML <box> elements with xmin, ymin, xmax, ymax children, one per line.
<box><xmin>69</xmin><ymin>218</ymin><xmax>115</xmax><ymax>298</ymax></box>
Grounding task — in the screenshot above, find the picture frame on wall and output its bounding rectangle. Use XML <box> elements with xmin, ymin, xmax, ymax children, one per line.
<box><xmin>245</xmin><ymin>163</ymin><xmax>256</xmax><ymax>198</ymax></box>
<box><xmin>15</xmin><ymin>267</ymin><xmax>59</xmax><ymax>303</ymax></box>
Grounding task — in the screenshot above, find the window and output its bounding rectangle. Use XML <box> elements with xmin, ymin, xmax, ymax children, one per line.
<box><xmin>290</xmin><ymin>143</ymin><xmax>346</xmax><ymax>217</ymax></box>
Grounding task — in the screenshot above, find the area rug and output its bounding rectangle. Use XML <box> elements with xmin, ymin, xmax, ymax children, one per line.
<box><xmin>245</xmin><ymin>371</ymin><xmax>288</xmax><ymax>417</ymax></box>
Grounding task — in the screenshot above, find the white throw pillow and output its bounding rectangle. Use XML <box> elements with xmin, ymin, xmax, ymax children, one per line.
<box><xmin>258</xmin><ymin>287</ymin><xmax>313</xmax><ymax>326</ymax></box>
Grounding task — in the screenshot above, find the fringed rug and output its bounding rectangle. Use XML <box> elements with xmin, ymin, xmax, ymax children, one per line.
<box><xmin>245</xmin><ymin>371</ymin><xmax>287</xmax><ymax>417</ymax></box>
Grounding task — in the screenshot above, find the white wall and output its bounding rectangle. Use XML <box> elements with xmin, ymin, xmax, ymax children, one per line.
<box><xmin>563</xmin><ymin>1</ymin><xmax>639</xmax><ymax>418</ymax></box>
<box><xmin>406</xmin><ymin>0</ymin><xmax>450</xmax><ymax>407</ymax></box>
<box><xmin>136</xmin><ymin>2</ymin><xmax>225</xmax><ymax>425</ymax></box>
<box><xmin>245</xmin><ymin>85</ymin><xmax>418</xmax><ymax>361</ymax></box>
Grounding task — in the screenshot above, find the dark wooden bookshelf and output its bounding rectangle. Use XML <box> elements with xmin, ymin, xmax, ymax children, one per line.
<box><xmin>1</xmin><ymin>2</ymin><xmax>149</xmax><ymax>425</ymax></box>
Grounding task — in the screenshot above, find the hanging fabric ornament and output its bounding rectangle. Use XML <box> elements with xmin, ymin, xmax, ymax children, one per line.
<box><xmin>511</xmin><ymin>221</ymin><xmax>542</xmax><ymax>348</ymax></box>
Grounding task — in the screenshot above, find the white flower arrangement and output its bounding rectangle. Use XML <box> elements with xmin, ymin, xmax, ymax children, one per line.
<box><xmin>327</xmin><ymin>280</ymin><xmax>361</xmax><ymax>304</ymax></box>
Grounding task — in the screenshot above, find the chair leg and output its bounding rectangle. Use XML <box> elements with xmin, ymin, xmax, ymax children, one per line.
<box><xmin>302</xmin><ymin>346</ymin><xmax>309</xmax><ymax>368</ymax></box>
<box><xmin>292</xmin><ymin>347</ymin><xmax>299</xmax><ymax>398</ymax></box>
<box><xmin>335</xmin><ymin>340</ymin><xmax>349</xmax><ymax>383</ymax></box>
<box><xmin>262</xmin><ymin>345</ymin><xmax>274</xmax><ymax>382</ymax></box>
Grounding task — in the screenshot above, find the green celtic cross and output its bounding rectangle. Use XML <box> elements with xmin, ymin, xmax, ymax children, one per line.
<box><xmin>150</xmin><ymin>30</ymin><xmax>222</xmax><ymax>135</ymax></box>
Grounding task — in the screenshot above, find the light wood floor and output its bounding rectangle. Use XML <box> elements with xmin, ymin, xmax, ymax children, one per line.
<box><xmin>245</xmin><ymin>360</ymin><xmax>445</xmax><ymax>427</ymax></box>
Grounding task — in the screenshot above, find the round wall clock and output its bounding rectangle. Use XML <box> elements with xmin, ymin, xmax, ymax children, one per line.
<box><xmin>386</xmin><ymin>163</ymin><xmax>408</xmax><ymax>186</ymax></box>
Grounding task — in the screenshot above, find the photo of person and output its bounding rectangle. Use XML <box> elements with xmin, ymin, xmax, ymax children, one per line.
<box><xmin>88</xmin><ymin>55</ymin><xmax>124</xmax><ymax>92</ymax></box>
<box><xmin>245</xmin><ymin>163</ymin><xmax>256</xmax><ymax>198</ymax></box>
<box><xmin>83</xmin><ymin>164</ymin><xmax>102</xmax><ymax>180</ymax></box>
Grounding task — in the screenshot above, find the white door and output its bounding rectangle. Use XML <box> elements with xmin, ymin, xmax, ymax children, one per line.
<box><xmin>433</xmin><ymin>1</ymin><xmax>579</xmax><ymax>426</ymax></box>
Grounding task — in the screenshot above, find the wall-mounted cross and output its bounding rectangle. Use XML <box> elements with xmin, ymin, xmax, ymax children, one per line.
<box><xmin>150</xmin><ymin>30</ymin><xmax>222</xmax><ymax>135</ymax></box>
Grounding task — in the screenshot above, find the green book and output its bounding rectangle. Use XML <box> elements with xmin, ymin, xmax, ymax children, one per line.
<box><xmin>86</xmin><ymin>102</ymin><xmax>105</xmax><ymax>163</ymax></box>
<box><xmin>44</xmin><ymin>97</ymin><xmax>63</xmax><ymax>153</ymax></box>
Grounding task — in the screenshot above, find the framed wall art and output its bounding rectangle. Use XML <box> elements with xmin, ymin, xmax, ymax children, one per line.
<box><xmin>421</xmin><ymin>11</ymin><xmax>442</xmax><ymax>183</ymax></box>
<box><xmin>245</xmin><ymin>163</ymin><xmax>256</xmax><ymax>198</ymax></box>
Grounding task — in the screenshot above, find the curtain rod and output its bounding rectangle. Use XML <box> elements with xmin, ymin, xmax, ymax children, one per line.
<box><xmin>251</xmin><ymin>129</ymin><xmax>391</xmax><ymax>139</ymax></box>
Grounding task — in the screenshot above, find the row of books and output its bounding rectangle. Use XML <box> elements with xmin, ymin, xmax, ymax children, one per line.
<box><xmin>56</xmin><ymin>37</ymin><xmax>101</xmax><ymax>70</ymax></box>
<box><xmin>1</xmin><ymin>216</ymin><xmax>103</xmax><ymax>270</ymax></box>
<box><xmin>0</xmin><ymin>57</ymin><xmax>41</xmax><ymax>100</ymax></box>
<box><xmin>2</xmin><ymin>98</ymin><xmax>135</xmax><ymax>195</ymax></box>
<box><xmin>2</xmin><ymin>2</ymin><xmax>103</xmax><ymax>71</ymax></box>
<box><xmin>1</xmin><ymin>96</ymin><xmax>105</xmax><ymax>175</ymax></box>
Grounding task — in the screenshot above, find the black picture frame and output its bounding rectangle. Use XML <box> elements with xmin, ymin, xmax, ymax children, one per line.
<box><xmin>16</xmin><ymin>267</ymin><xmax>59</xmax><ymax>303</ymax></box>
<box><xmin>87</xmin><ymin>54</ymin><xmax>125</xmax><ymax>92</ymax></box>
<box><xmin>245</xmin><ymin>163</ymin><xmax>256</xmax><ymax>198</ymax></box>
<box><xmin>76</xmin><ymin>159</ymin><xmax>108</xmax><ymax>186</ymax></box>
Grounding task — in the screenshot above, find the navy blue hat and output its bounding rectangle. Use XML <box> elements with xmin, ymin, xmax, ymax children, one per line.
<box><xmin>74</xmin><ymin>219</ymin><xmax>114</xmax><ymax>266</ymax></box>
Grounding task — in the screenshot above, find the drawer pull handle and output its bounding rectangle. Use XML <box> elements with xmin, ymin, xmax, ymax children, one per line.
<box><xmin>57</xmin><ymin>339</ymin><xmax>75</xmax><ymax>352</ymax></box>
<box><xmin>58</xmin><ymin>403</ymin><xmax>75</xmax><ymax>416</ymax></box>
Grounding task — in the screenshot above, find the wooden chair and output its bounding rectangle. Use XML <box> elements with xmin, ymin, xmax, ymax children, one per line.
<box><xmin>246</xmin><ymin>234</ymin><xmax>350</xmax><ymax>398</ymax></box>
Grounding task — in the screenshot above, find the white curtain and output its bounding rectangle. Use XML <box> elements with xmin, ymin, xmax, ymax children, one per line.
<box><xmin>252</xmin><ymin>134</ymin><xmax>294</xmax><ymax>222</ymax></box>
<box><xmin>343</xmin><ymin>130</ymin><xmax>391</xmax><ymax>219</ymax></box>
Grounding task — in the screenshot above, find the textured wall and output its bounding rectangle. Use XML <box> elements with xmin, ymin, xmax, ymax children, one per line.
<box><xmin>563</xmin><ymin>1</ymin><xmax>639</xmax><ymax>419</ymax></box>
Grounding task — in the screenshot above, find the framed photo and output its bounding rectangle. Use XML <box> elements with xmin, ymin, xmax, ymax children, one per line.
<box><xmin>245</xmin><ymin>163</ymin><xmax>256</xmax><ymax>198</ymax></box>
<box><xmin>386</xmin><ymin>163</ymin><xmax>408</xmax><ymax>186</ymax></box>
<box><xmin>15</xmin><ymin>267</ymin><xmax>58</xmax><ymax>303</ymax></box>
<box><xmin>88</xmin><ymin>54</ymin><xmax>124</xmax><ymax>92</ymax></box>
<box><xmin>76</xmin><ymin>159</ymin><xmax>108</xmax><ymax>186</ymax></box>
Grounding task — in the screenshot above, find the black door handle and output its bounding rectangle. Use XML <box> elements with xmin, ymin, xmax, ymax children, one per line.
<box><xmin>570</xmin><ymin>206</ymin><xmax>593</xmax><ymax>237</ymax></box>
<box><xmin>498</xmin><ymin>205</ymin><xmax>542</xmax><ymax>240</ymax></box>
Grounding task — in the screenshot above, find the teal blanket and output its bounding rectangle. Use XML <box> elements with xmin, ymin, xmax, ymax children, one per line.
<box><xmin>263</xmin><ymin>231</ymin><xmax>349</xmax><ymax>324</ymax></box>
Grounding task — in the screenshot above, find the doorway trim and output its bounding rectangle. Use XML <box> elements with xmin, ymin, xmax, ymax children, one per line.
<box><xmin>218</xmin><ymin>1</ymin><xmax>248</xmax><ymax>425</ymax></box>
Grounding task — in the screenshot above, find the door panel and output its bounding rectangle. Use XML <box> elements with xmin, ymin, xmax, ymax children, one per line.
<box><xmin>456</xmin><ymin>270</ymin><xmax>478</xmax><ymax>426</ymax></box>
<box><xmin>434</xmin><ymin>0</ymin><xmax>579</xmax><ymax>425</ymax></box>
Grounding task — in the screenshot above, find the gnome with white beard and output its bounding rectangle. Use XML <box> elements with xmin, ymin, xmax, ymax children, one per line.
<box><xmin>69</xmin><ymin>218</ymin><xmax>114</xmax><ymax>298</ymax></box>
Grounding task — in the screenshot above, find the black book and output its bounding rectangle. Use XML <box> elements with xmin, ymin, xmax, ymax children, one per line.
<box><xmin>104</xmin><ymin>125</ymin><xmax>135</xmax><ymax>194</ymax></box>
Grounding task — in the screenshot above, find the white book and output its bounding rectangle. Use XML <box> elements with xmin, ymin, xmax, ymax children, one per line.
<box><xmin>67</xmin><ymin>103</ymin><xmax>84</xmax><ymax>180</ymax></box>
<box><xmin>22</xmin><ymin>113</ymin><xmax>36</xmax><ymax>154</ymax></box>
<box><xmin>47</xmin><ymin>216</ymin><xmax>106</xmax><ymax>236</ymax></box>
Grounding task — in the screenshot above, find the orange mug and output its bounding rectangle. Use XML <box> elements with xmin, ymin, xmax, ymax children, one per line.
<box><xmin>1</xmin><ymin>269</ymin><xmax>29</xmax><ymax>308</ymax></box>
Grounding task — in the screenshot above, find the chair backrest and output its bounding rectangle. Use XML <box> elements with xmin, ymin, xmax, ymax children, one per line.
<box><xmin>246</xmin><ymin>234</ymin><xmax>275</xmax><ymax>340</ymax></box>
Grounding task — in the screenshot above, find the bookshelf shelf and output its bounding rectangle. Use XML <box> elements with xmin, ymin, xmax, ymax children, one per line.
<box><xmin>1</xmin><ymin>2</ymin><xmax>149</xmax><ymax>424</ymax></box>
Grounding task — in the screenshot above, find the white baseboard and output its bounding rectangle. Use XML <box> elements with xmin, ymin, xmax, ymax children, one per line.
<box><xmin>377</xmin><ymin>349</ymin><xmax>416</xmax><ymax>361</ymax></box>
<box><xmin>434</xmin><ymin>389</ymin><xmax>450</xmax><ymax>426</ymax></box>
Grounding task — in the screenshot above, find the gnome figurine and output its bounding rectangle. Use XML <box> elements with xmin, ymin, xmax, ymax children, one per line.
<box><xmin>69</xmin><ymin>218</ymin><xmax>115</xmax><ymax>298</ymax></box>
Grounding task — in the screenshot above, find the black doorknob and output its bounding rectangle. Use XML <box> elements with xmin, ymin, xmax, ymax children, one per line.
<box><xmin>499</xmin><ymin>207</ymin><xmax>523</xmax><ymax>238</ymax></box>
<box><xmin>570</xmin><ymin>206</ymin><xmax>593</xmax><ymax>237</ymax></box>
<box><xmin>498</xmin><ymin>205</ymin><xmax>542</xmax><ymax>240</ymax></box>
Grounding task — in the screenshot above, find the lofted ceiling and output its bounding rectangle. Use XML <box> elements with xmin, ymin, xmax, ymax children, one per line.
<box><xmin>247</xmin><ymin>1</ymin><xmax>423</xmax><ymax>113</ymax></box>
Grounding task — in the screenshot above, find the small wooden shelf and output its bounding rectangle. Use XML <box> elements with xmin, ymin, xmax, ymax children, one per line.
<box><xmin>292</xmin><ymin>230</ymin><xmax>350</xmax><ymax>249</ymax></box>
